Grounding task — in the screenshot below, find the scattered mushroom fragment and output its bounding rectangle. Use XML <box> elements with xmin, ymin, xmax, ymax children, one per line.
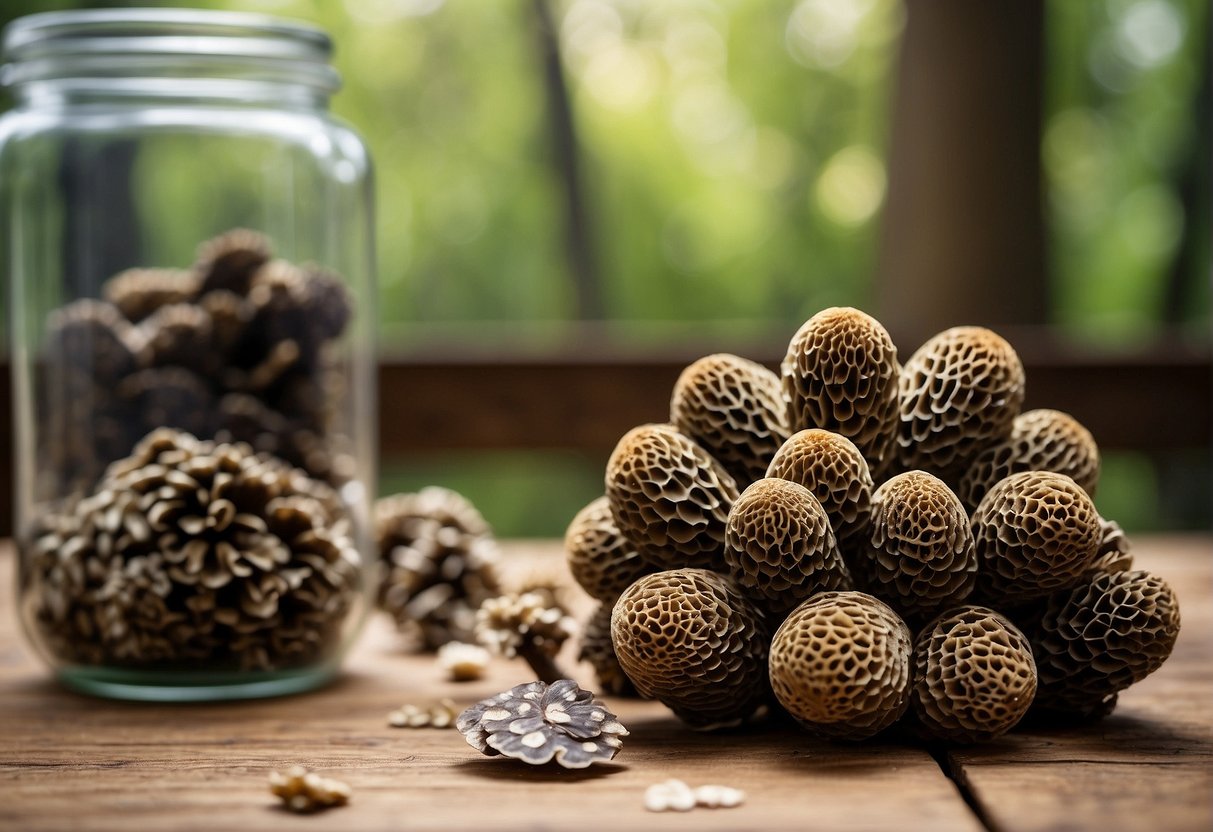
<box><xmin>579</xmin><ymin>604</ymin><xmax>638</xmax><ymax>697</ymax></box>
<box><xmin>769</xmin><ymin>591</ymin><xmax>912</xmax><ymax>740</ymax></box>
<box><xmin>475</xmin><ymin>591</ymin><xmax>576</xmax><ymax>684</ymax></box>
<box><xmin>670</xmin><ymin>353</ymin><xmax>791</xmax><ymax>485</ymax></box>
<box><xmin>911</xmin><ymin>606</ymin><xmax>1036</xmax><ymax>743</ymax></box>
<box><xmin>645</xmin><ymin>779</ymin><xmax>697</xmax><ymax>813</ymax></box>
<box><xmin>268</xmin><ymin>766</ymin><xmax>351</xmax><ymax>814</ymax></box>
<box><xmin>388</xmin><ymin>698</ymin><xmax>459</xmax><ymax>728</ymax></box>
<box><xmin>564</xmin><ymin>496</ymin><xmax>653</xmax><ymax>603</ymax></box>
<box><xmin>437</xmin><ymin>641</ymin><xmax>490</xmax><ymax>682</ymax></box>
<box><xmin>694</xmin><ymin>784</ymin><xmax>746</xmax><ymax>809</ymax></box>
<box><xmin>765</xmin><ymin>429</ymin><xmax>873</xmax><ymax>547</ymax></box>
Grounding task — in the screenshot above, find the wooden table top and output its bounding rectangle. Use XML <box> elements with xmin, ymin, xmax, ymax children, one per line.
<box><xmin>0</xmin><ymin>536</ymin><xmax>1209</xmax><ymax>832</ymax></box>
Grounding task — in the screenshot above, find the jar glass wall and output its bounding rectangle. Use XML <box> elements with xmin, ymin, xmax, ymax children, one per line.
<box><xmin>0</xmin><ymin>9</ymin><xmax>377</xmax><ymax>700</ymax></box>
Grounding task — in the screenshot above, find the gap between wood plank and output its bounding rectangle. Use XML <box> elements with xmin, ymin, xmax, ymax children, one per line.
<box><xmin>931</xmin><ymin>747</ymin><xmax>1001</xmax><ymax>832</ymax></box>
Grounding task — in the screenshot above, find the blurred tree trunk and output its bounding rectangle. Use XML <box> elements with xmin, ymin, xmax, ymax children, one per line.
<box><xmin>876</xmin><ymin>0</ymin><xmax>1047</xmax><ymax>347</ymax></box>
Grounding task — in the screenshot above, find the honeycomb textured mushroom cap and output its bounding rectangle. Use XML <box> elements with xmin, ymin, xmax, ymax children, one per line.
<box><xmin>579</xmin><ymin>603</ymin><xmax>638</xmax><ymax>697</ymax></box>
<box><xmin>723</xmin><ymin>478</ymin><xmax>851</xmax><ymax>612</ymax></box>
<box><xmin>611</xmin><ymin>569</ymin><xmax>768</xmax><ymax>729</ymax></box>
<box><xmin>1028</xmin><ymin>569</ymin><xmax>1180</xmax><ymax>719</ymax></box>
<box><xmin>766</xmin><ymin>429</ymin><xmax>873</xmax><ymax>545</ymax></box>
<box><xmin>768</xmin><ymin>591</ymin><xmax>912</xmax><ymax>740</ymax></box>
<box><xmin>670</xmin><ymin>353</ymin><xmax>791</xmax><ymax>485</ymax></box>
<box><xmin>957</xmin><ymin>409</ymin><xmax>1100</xmax><ymax>511</ymax></box>
<box><xmin>972</xmin><ymin>471</ymin><xmax>1101</xmax><ymax>605</ymax></box>
<box><xmin>1090</xmin><ymin>517</ymin><xmax>1134</xmax><ymax>575</ymax></box>
<box><xmin>911</xmin><ymin>606</ymin><xmax>1036</xmax><ymax>743</ymax></box>
<box><xmin>104</xmin><ymin>268</ymin><xmax>201</xmax><ymax>323</ymax></box>
<box><xmin>896</xmin><ymin>326</ymin><xmax>1025</xmax><ymax>478</ymax></box>
<box><xmin>605</xmin><ymin>424</ymin><xmax>739</xmax><ymax>572</ymax></box>
<box><xmin>564</xmin><ymin>496</ymin><xmax>654</xmax><ymax>603</ymax></box>
<box><xmin>781</xmin><ymin>308</ymin><xmax>900</xmax><ymax>472</ymax></box>
<box><xmin>859</xmin><ymin>471</ymin><xmax>976</xmax><ymax>620</ymax></box>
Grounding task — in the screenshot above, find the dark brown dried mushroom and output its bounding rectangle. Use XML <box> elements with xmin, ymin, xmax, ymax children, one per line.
<box><xmin>579</xmin><ymin>603</ymin><xmax>637</xmax><ymax>697</ymax></box>
<box><xmin>768</xmin><ymin>591</ymin><xmax>912</xmax><ymax>740</ymax></box>
<box><xmin>44</xmin><ymin>299</ymin><xmax>139</xmax><ymax>386</ymax></box>
<box><xmin>781</xmin><ymin>307</ymin><xmax>900</xmax><ymax>474</ymax></box>
<box><xmin>104</xmin><ymin>268</ymin><xmax>201</xmax><ymax>323</ymax></box>
<box><xmin>195</xmin><ymin>228</ymin><xmax>272</xmax><ymax>297</ymax></box>
<box><xmin>859</xmin><ymin>471</ymin><xmax>976</xmax><ymax>621</ymax></box>
<box><xmin>957</xmin><ymin>408</ymin><xmax>1100</xmax><ymax>512</ymax></box>
<box><xmin>118</xmin><ymin>367</ymin><xmax>216</xmax><ymax>441</ymax></box>
<box><xmin>765</xmin><ymin>428</ymin><xmax>873</xmax><ymax>547</ymax></box>
<box><xmin>611</xmin><ymin>569</ymin><xmax>768</xmax><ymax>729</ymax></box>
<box><xmin>911</xmin><ymin>606</ymin><xmax>1036</xmax><ymax>743</ymax></box>
<box><xmin>605</xmin><ymin>424</ymin><xmax>739</xmax><ymax>572</ymax></box>
<box><xmin>670</xmin><ymin>353</ymin><xmax>790</xmax><ymax>485</ymax></box>
<box><xmin>564</xmin><ymin>496</ymin><xmax>653</xmax><ymax>604</ymax></box>
<box><xmin>136</xmin><ymin>302</ymin><xmax>216</xmax><ymax>376</ymax></box>
<box><xmin>456</xmin><ymin>679</ymin><xmax>628</xmax><ymax>768</ymax></box>
<box><xmin>374</xmin><ymin>487</ymin><xmax>501</xmax><ymax>650</ymax></box>
<box><xmin>972</xmin><ymin>471</ymin><xmax>1101</xmax><ymax>605</ymax></box>
<box><xmin>1027</xmin><ymin>569</ymin><xmax>1180</xmax><ymax>720</ymax></box>
<box><xmin>724</xmin><ymin>477</ymin><xmax>851</xmax><ymax>613</ymax></box>
<box><xmin>896</xmin><ymin>326</ymin><xmax>1025</xmax><ymax>479</ymax></box>
<box><xmin>475</xmin><ymin>591</ymin><xmax>576</xmax><ymax>684</ymax></box>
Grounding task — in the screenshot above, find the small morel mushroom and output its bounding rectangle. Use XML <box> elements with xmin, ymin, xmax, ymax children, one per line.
<box><xmin>268</xmin><ymin>766</ymin><xmax>351</xmax><ymax>813</ymax></box>
<box><xmin>374</xmin><ymin>487</ymin><xmax>502</xmax><ymax>650</ymax></box>
<box><xmin>456</xmin><ymin>679</ymin><xmax>628</xmax><ymax>768</ymax></box>
<box><xmin>388</xmin><ymin>698</ymin><xmax>459</xmax><ymax>728</ymax></box>
<box><xmin>118</xmin><ymin>367</ymin><xmax>216</xmax><ymax>440</ymax></box>
<box><xmin>564</xmin><ymin>496</ymin><xmax>654</xmax><ymax>603</ymax></box>
<box><xmin>44</xmin><ymin>299</ymin><xmax>139</xmax><ymax>387</ymax></box>
<box><xmin>957</xmin><ymin>408</ymin><xmax>1100</xmax><ymax>512</ymax></box>
<box><xmin>605</xmin><ymin>424</ymin><xmax>739</xmax><ymax>572</ymax></box>
<box><xmin>104</xmin><ymin>268</ymin><xmax>200</xmax><ymax>323</ymax></box>
<box><xmin>136</xmin><ymin>302</ymin><xmax>216</xmax><ymax>376</ymax></box>
<box><xmin>1027</xmin><ymin>569</ymin><xmax>1180</xmax><ymax>720</ymax></box>
<box><xmin>669</xmin><ymin>353</ymin><xmax>791</xmax><ymax>485</ymax></box>
<box><xmin>611</xmin><ymin>569</ymin><xmax>769</xmax><ymax>729</ymax></box>
<box><xmin>911</xmin><ymin>606</ymin><xmax>1036</xmax><ymax>743</ymax></box>
<box><xmin>781</xmin><ymin>307</ymin><xmax>900</xmax><ymax>474</ymax></box>
<box><xmin>723</xmin><ymin>478</ymin><xmax>851</xmax><ymax>613</ymax></box>
<box><xmin>437</xmin><ymin>641</ymin><xmax>490</xmax><ymax>682</ymax></box>
<box><xmin>896</xmin><ymin>326</ymin><xmax>1025</xmax><ymax>479</ymax></box>
<box><xmin>859</xmin><ymin>471</ymin><xmax>976</xmax><ymax>621</ymax></box>
<box><xmin>765</xmin><ymin>429</ymin><xmax>873</xmax><ymax>547</ymax></box>
<box><xmin>579</xmin><ymin>603</ymin><xmax>637</xmax><ymax>697</ymax></box>
<box><xmin>768</xmin><ymin>591</ymin><xmax>912</xmax><ymax>740</ymax></box>
<box><xmin>972</xmin><ymin>471</ymin><xmax>1101</xmax><ymax>605</ymax></box>
<box><xmin>475</xmin><ymin>591</ymin><xmax>577</xmax><ymax>684</ymax></box>
<box><xmin>195</xmin><ymin>228</ymin><xmax>272</xmax><ymax>297</ymax></box>
<box><xmin>1090</xmin><ymin>517</ymin><xmax>1134</xmax><ymax>575</ymax></box>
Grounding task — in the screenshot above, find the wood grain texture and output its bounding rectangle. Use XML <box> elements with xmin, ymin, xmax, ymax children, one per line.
<box><xmin>0</xmin><ymin>537</ymin><xmax>1209</xmax><ymax>832</ymax></box>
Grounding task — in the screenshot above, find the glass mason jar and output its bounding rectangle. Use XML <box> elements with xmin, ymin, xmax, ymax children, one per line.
<box><xmin>0</xmin><ymin>9</ymin><xmax>376</xmax><ymax>700</ymax></box>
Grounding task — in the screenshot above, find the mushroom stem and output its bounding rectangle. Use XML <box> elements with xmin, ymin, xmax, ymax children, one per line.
<box><xmin>517</xmin><ymin>643</ymin><xmax>568</xmax><ymax>685</ymax></box>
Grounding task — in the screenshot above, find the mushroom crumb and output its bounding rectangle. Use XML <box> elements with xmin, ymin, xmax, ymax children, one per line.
<box><xmin>437</xmin><ymin>641</ymin><xmax>490</xmax><ymax>682</ymax></box>
<box><xmin>268</xmin><ymin>766</ymin><xmax>351</xmax><ymax>813</ymax></box>
<box><xmin>644</xmin><ymin>780</ymin><xmax>746</xmax><ymax>812</ymax></box>
<box><xmin>388</xmin><ymin>698</ymin><xmax>459</xmax><ymax>729</ymax></box>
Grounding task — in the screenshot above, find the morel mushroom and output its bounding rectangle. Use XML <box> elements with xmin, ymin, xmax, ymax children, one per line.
<box><xmin>579</xmin><ymin>603</ymin><xmax>637</xmax><ymax>697</ymax></box>
<box><xmin>104</xmin><ymin>268</ymin><xmax>201</xmax><ymax>323</ymax></box>
<box><xmin>1027</xmin><ymin>569</ymin><xmax>1180</xmax><ymax>720</ymax></box>
<box><xmin>456</xmin><ymin>679</ymin><xmax>628</xmax><ymax>768</ymax></box>
<box><xmin>136</xmin><ymin>302</ymin><xmax>216</xmax><ymax>376</ymax></box>
<box><xmin>475</xmin><ymin>591</ymin><xmax>576</xmax><ymax>684</ymax></box>
<box><xmin>765</xmin><ymin>428</ymin><xmax>873</xmax><ymax>547</ymax></box>
<box><xmin>195</xmin><ymin>227</ymin><xmax>272</xmax><ymax>297</ymax></box>
<box><xmin>670</xmin><ymin>353</ymin><xmax>790</xmax><ymax>485</ymax></box>
<box><xmin>858</xmin><ymin>471</ymin><xmax>976</xmax><ymax>621</ymax></box>
<box><xmin>911</xmin><ymin>606</ymin><xmax>1036</xmax><ymax>743</ymax></box>
<box><xmin>611</xmin><ymin>569</ymin><xmax>768</xmax><ymax>729</ymax></box>
<box><xmin>896</xmin><ymin>326</ymin><xmax>1025</xmax><ymax>478</ymax></box>
<box><xmin>972</xmin><ymin>471</ymin><xmax>1101</xmax><ymax>605</ymax></box>
<box><xmin>957</xmin><ymin>408</ymin><xmax>1100</xmax><ymax>512</ymax></box>
<box><xmin>769</xmin><ymin>591</ymin><xmax>912</xmax><ymax>740</ymax></box>
<box><xmin>781</xmin><ymin>307</ymin><xmax>900</xmax><ymax>473</ymax></box>
<box><xmin>44</xmin><ymin>299</ymin><xmax>139</xmax><ymax>387</ymax></box>
<box><xmin>1090</xmin><ymin>517</ymin><xmax>1134</xmax><ymax>575</ymax></box>
<box><xmin>605</xmin><ymin>424</ymin><xmax>739</xmax><ymax>572</ymax></box>
<box><xmin>723</xmin><ymin>477</ymin><xmax>851</xmax><ymax>613</ymax></box>
<box><xmin>564</xmin><ymin>496</ymin><xmax>653</xmax><ymax>604</ymax></box>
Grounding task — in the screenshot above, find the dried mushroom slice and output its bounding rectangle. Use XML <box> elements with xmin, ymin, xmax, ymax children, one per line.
<box><xmin>195</xmin><ymin>228</ymin><xmax>272</xmax><ymax>297</ymax></box>
<box><xmin>724</xmin><ymin>478</ymin><xmax>851</xmax><ymax>612</ymax></box>
<box><xmin>859</xmin><ymin>471</ymin><xmax>976</xmax><ymax>620</ymax></box>
<box><xmin>972</xmin><ymin>471</ymin><xmax>1101</xmax><ymax>605</ymax></box>
<box><xmin>579</xmin><ymin>603</ymin><xmax>638</xmax><ymax>697</ymax></box>
<box><xmin>911</xmin><ymin>606</ymin><xmax>1036</xmax><ymax>743</ymax></box>
<box><xmin>605</xmin><ymin>424</ymin><xmax>739</xmax><ymax>572</ymax></box>
<box><xmin>1090</xmin><ymin>517</ymin><xmax>1133</xmax><ymax>575</ymax></box>
<box><xmin>896</xmin><ymin>326</ymin><xmax>1025</xmax><ymax>478</ymax></box>
<box><xmin>1028</xmin><ymin>570</ymin><xmax>1180</xmax><ymax>719</ymax></box>
<box><xmin>103</xmin><ymin>268</ymin><xmax>201</xmax><ymax>323</ymax></box>
<box><xmin>957</xmin><ymin>409</ymin><xmax>1100</xmax><ymax>511</ymax></box>
<box><xmin>766</xmin><ymin>428</ymin><xmax>873</xmax><ymax>546</ymax></box>
<box><xmin>670</xmin><ymin>353</ymin><xmax>790</xmax><ymax>485</ymax></box>
<box><xmin>611</xmin><ymin>569</ymin><xmax>768</xmax><ymax>729</ymax></box>
<box><xmin>564</xmin><ymin>496</ymin><xmax>653</xmax><ymax>603</ymax></box>
<box><xmin>781</xmin><ymin>307</ymin><xmax>900</xmax><ymax>473</ymax></box>
<box><xmin>769</xmin><ymin>591</ymin><xmax>912</xmax><ymax>740</ymax></box>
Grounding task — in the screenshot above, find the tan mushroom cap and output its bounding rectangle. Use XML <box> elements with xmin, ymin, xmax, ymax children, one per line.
<box><xmin>724</xmin><ymin>478</ymin><xmax>852</xmax><ymax>612</ymax></box>
<box><xmin>896</xmin><ymin>326</ymin><xmax>1025</xmax><ymax>478</ymax></box>
<box><xmin>611</xmin><ymin>569</ymin><xmax>769</xmax><ymax>729</ymax></box>
<box><xmin>565</xmin><ymin>496</ymin><xmax>654</xmax><ymax>603</ymax></box>
<box><xmin>579</xmin><ymin>603</ymin><xmax>637</xmax><ymax>697</ymax></box>
<box><xmin>957</xmin><ymin>409</ymin><xmax>1100</xmax><ymax>511</ymax></box>
<box><xmin>768</xmin><ymin>591</ymin><xmax>912</xmax><ymax>740</ymax></box>
<box><xmin>972</xmin><ymin>471</ymin><xmax>1101</xmax><ymax>605</ymax></box>
<box><xmin>671</xmin><ymin>353</ymin><xmax>791</xmax><ymax>486</ymax></box>
<box><xmin>1028</xmin><ymin>569</ymin><xmax>1180</xmax><ymax>719</ymax></box>
<box><xmin>781</xmin><ymin>308</ymin><xmax>900</xmax><ymax>473</ymax></box>
<box><xmin>605</xmin><ymin>424</ymin><xmax>740</xmax><ymax>572</ymax></box>
<box><xmin>911</xmin><ymin>606</ymin><xmax>1036</xmax><ymax>743</ymax></box>
<box><xmin>1089</xmin><ymin>517</ymin><xmax>1134</xmax><ymax>576</ymax></box>
<box><xmin>766</xmin><ymin>429</ymin><xmax>873</xmax><ymax>545</ymax></box>
<box><xmin>860</xmin><ymin>471</ymin><xmax>976</xmax><ymax>620</ymax></box>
